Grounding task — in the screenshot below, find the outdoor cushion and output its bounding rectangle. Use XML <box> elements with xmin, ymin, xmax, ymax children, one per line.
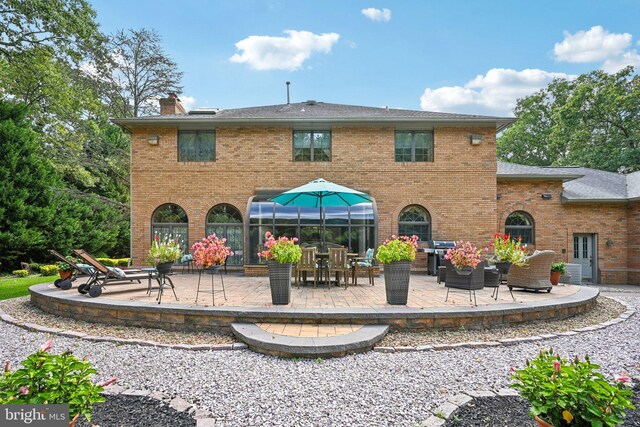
<box><xmin>107</xmin><ymin>266</ymin><xmax>126</xmax><ymax>279</ymax></box>
<box><xmin>76</xmin><ymin>263</ymin><xmax>95</xmax><ymax>274</ymax></box>
<box><xmin>355</xmin><ymin>248</ymin><xmax>375</xmax><ymax>266</ymax></box>
<box><xmin>181</xmin><ymin>254</ymin><xmax>193</xmax><ymax>262</ymax></box>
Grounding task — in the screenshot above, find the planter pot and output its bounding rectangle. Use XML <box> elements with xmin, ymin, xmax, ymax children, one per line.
<box><xmin>550</xmin><ymin>271</ymin><xmax>562</xmax><ymax>286</ymax></box>
<box><xmin>446</xmin><ymin>266</ymin><xmax>485</xmax><ymax>290</ymax></box>
<box><xmin>535</xmin><ymin>415</ymin><xmax>555</xmax><ymax>427</ymax></box>
<box><xmin>383</xmin><ymin>260</ymin><xmax>412</xmax><ymax>305</ymax></box>
<box><xmin>267</xmin><ymin>261</ymin><xmax>292</xmax><ymax>305</ymax></box>
<box><xmin>58</xmin><ymin>270</ymin><xmax>73</xmax><ymax>280</ymax></box>
<box><xmin>156</xmin><ymin>262</ymin><xmax>173</xmax><ymax>275</ymax></box>
<box><xmin>205</xmin><ymin>265</ymin><xmax>221</xmax><ymax>274</ymax></box>
<box><xmin>494</xmin><ymin>261</ymin><xmax>512</xmax><ymax>275</ymax></box>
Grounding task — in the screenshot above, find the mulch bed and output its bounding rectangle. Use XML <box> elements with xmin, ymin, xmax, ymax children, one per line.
<box><xmin>75</xmin><ymin>394</ymin><xmax>196</xmax><ymax>427</ymax></box>
<box><xmin>444</xmin><ymin>384</ymin><xmax>640</xmax><ymax>427</ymax></box>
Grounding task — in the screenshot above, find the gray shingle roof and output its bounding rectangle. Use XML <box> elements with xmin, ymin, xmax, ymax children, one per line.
<box><xmin>112</xmin><ymin>101</ymin><xmax>515</xmax><ymax>130</ymax></box>
<box><xmin>498</xmin><ymin>161</ymin><xmax>639</xmax><ymax>202</ymax></box>
<box><xmin>627</xmin><ymin>171</ymin><xmax>640</xmax><ymax>200</ymax></box>
<box><xmin>496</xmin><ymin>162</ymin><xmax>583</xmax><ymax>180</ymax></box>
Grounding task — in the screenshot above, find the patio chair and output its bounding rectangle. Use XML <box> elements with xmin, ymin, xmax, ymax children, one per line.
<box><xmin>179</xmin><ymin>253</ymin><xmax>194</xmax><ymax>274</ymax></box>
<box><xmin>72</xmin><ymin>249</ymin><xmax>160</xmax><ymax>298</ymax></box>
<box><xmin>48</xmin><ymin>249</ymin><xmax>96</xmax><ymax>290</ymax></box>
<box><xmin>351</xmin><ymin>248</ymin><xmax>375</xmax><ymax>287</ymax></box>
<box><xmin>326</xmin><ymin>247</ymin><xmax>351</xmax><ymax>289</ymax></box>
<box><xmin>506</xmin><ymin>250</ymin><xmax>556</xmax><ymax>293</ymax></box>
<box><xmin>296</xmin><ymin>247</ymin><xmax>320</xmax><ymax>288</ymax></box>
<box><xmin>482</xmin><ymin>261</ymin><xmax>514</xmax><ymax>301</ymax></box>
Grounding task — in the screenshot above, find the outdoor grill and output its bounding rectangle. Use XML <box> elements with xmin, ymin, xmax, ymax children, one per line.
<box><xmin>425</xmin><ymin>240</ymin><xmax>456</xmax><ymax>275</ymax></box>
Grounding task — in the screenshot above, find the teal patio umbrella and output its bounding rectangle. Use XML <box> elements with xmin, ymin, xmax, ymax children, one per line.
<box><xmin>269</xmin><ymin>178</ymin><xmax>373</xmax><ymax>249</ymax></box>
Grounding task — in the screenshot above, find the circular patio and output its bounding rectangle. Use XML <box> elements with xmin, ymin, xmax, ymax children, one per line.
<box><xmin>29</xmin><ymin>273</ymin><xmax>598</xmax><ymax>332</ymax></box>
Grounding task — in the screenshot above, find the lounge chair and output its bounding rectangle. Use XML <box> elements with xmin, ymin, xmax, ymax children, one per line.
<box><xmin>48</xmin><ymin>250</ymin><xmax>95</xmax><ymax>290</ymax></box>
<box><xmin>72</xmin><ymin>249</ymin><xmax>150</xmax><ymax>297</ymax></box>
<box><xmin>507</xmin><ymin>250</ymin><xmax>556</xmax><ymax>293</ymax></box>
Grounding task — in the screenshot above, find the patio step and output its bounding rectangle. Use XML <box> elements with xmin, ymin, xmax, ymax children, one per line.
<box><xmin>230</xmin><ymin>323</ymin><xmax>389</xmax><ymax>358</ymax></box>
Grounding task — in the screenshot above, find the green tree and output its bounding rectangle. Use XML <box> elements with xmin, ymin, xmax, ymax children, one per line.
<box><xmin>0</xmin><ymin>100</ymin><xmax>57</xmax><ymax>268</ymax></box>
<box><xmin>498</xmin><ymin>66</ymin><xmax>640</xmax><ymax>173</ymax></box>
<box><xmin>100</xmin><ymin>28</ymin><xmax>184</xmax><ymax>117</ymax></box>
<box><xmin>0</xmin><ymin>0</ymin><xmax>102</xmax><ymax>62</ymax></box>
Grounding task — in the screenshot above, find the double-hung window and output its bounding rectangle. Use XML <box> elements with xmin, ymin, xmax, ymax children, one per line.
<box><xmin>178</xmin><ymin>130</ymin><xmax>215</xmax><ymax>162</ymax></box>
<box><xmin>293</xmin><ymin>131</ymin><xmax>331</xmax><ymax>162</ymax></box>
<box><xmin>395</xmin><ymin>131</ymin><xmax>434</xmax><ymax>162</ymax></box>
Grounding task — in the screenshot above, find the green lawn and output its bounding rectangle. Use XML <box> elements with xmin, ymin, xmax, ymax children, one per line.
<box><xmin>0</xmin><ymin>275</ymin><xmax>57</xmax><ymax>300</ymax></box>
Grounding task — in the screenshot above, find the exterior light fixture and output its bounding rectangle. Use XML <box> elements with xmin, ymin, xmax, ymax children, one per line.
<box><xmin>470</xmin><ymin>134</ymin><xmax>483</xmax><ymax>145</ymax></box>
<box><xmin>606</xmin><ymin>238</ymin><xmax>614</xmax><ymax>248</ymax></box>
<box><xmin>541</xmin><ymin>193</ymin><xmax>553</xmax><ymax>199</ymax></box>
<box><xmin>147</xmin><ymin>135</ymin><xmax>159</xmax><ymax>145</ymax></box>
<box><xmin>496</xmin><ymin>194</ymin><xmax>503</xmax><ymax>199</ymax></box>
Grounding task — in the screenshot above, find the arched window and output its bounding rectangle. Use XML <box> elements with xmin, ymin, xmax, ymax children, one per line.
<box><xmin>151</xmin><ymin>204</ymin><xmax>189</xmax><ymax>253</ymax></box>
<box><xmin>206</xmin><ymin>204</ymin><xmax>243</xmax><ymax>266</ymax></box>
<box><xmin>505</xmin><ymin>211</ymin><xmax>534</xmax><ymax>244</ymax></box>
<box><xmin>398</xmin><ymin>205</ymin><xmax>431</xmax><ymax>241</ymax></box>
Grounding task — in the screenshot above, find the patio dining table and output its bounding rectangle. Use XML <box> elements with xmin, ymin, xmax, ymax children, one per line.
<box><xmin>310</xmin><ymin>252</ymin><xmax>358</xmax><ymax>286</ymax></box>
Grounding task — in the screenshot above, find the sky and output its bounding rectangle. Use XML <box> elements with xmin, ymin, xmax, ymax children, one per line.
<box><xmin>92</xmin><ymin>0</ymin><xmax>640</xmax><ymax>117</ymax></box>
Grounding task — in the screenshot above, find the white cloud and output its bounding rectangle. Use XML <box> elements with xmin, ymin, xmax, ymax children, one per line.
<box><xmin>601</xmin><ymin>50</ymin><xmax>640</xmax><ymax>73</ymax></box>
<box><xmin>229</xmin><ymin>30</ymin><xmax>340</xmax><ymax>71</ymax></box>
<box><xmin>178</xmin><ymin>95</ymin><xmax>197</xmax><ymax>112</ymax></box>
<box><xmin>361</xmin><ymin>7</ymin><xmax>391</xmax><ymax>22</ymax></box>
<box><xmin>420</xmin><ymin>68</ymin><xmax>574</xmax><ymax>116</ymax></box>
<box><xmin>554</xmin><ymin>26</ymin><xmax>632</xmax><ymax>63</ymax></box>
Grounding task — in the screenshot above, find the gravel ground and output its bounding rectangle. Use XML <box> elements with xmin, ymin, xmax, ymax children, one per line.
<box><xmin>0</xmin><ymin>296</ymin><xmax>638</xmax><ymax>427</ymax></box>
<box><xmin>0</xmin><ymin>297</ymin><xmax>235</xmax><ymax>345</ymax></box>
<box><xmin>444</xmin><ymin>384</ymin><xmax>640</xmax><ymax>426</ymax></box>
<box><xmin>75</xmin><ymin>394</ymin><xmax>196</xmax><ymax>427</ymax></box>
<box><xmin>379</xmin><ymin>296</ymin><xmax>625</xmax><ymax>347</ymax></box>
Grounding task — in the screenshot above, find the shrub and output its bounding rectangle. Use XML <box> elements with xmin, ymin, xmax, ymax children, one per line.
<box><xmin>0</xmin><ymin>340</ymin><xmax>117</xmax><ymax>424</ymax></box>
<box><xmin>12</xmin><ymin>270</ymin><xmax>28</xmax><ymax>278</ymax></box>
<box><xmin>28</xmin><ymin>262</ymin><xmax>41</xmax><ymax>273</ymax></box>
<box><xmin>551</xmin><ymin>261</ymin><xmax>567</xmax><ymax>274</ymax></box>
<box><xmin>39</xmin><ymin>265</ymin><xmax>59</xmax><ymax>276</ymax></box>
<box><xmin>375</xmin><ymin>235</ymin><xmax>418</xmax><ymax>264</ymax></box>
<box><xmin>96</xmin><ymin>258</ymin><xmax>116</xmax><ymax>267</ymax></box>
<box><xmin>116</xmin><ymin>258</ymin><xmax>131</xmax><ymax>267</ymax></box>
<box><xmin>511</xmin><ymin>348</ymin><xmax>634</xmax><ymax>426</ymax></box>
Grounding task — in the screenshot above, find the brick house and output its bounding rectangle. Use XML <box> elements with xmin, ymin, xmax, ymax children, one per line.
<box><xmin>113</xmin><ymin>94</ymin><xmax>640</xmax><ymax>285</ymax></box>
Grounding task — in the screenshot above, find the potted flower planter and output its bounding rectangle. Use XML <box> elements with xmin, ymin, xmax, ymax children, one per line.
<box><xmin>446</xmin><ymin>265</ymin><xmax>485</xmax><ymax>289</ymax></box>
<box><xmin>494</xmin><ymin>261</ymin><xmax>512</xmax><ymax>275</ymax></box>
<box><xmin>58</xmin><ymin>269</ymin><xmax>73</xmax><ymax>280</ymax></box>
<box><xmin>267</xmin><ymin>261</ymin><xmax>293</xmax><ymax>305</ymax></box>
<box><xmin>550</xmin><ymin>271</ymin><xmax>562</xmax><ymax>286</ymax></box>
<box><xmin>383</xmin><ymin>260</ymin><xmax>412</xmax><ymax>305</ymax></box>
<box><xmin>156</xmin><ymin>261</ymin><xmax>173</xmax><ymax>275</ymax></box>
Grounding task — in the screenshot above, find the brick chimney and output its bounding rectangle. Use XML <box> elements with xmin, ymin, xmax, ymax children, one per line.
<box><xmin>159</xmin><ymin>92</ymin><xmax>186</xmax><ymax>115</ymax></box>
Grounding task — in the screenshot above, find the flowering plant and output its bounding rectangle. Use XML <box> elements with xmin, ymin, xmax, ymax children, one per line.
<box><xmin>445</xmin><ymin>241</ymin><xmax>485</xmax><ymax>269</ymax></box>
<box><xmin>511</xmin><ymin>348</ymin><xmax>635</xmax><ymax>427</ymax></box>
<box><xmin>491</xmin><ymin>233</ymin><xmax>528</xmax><ymax>266</ymax></box>
<box><xmin>0</xmin><ymin>340</ymin><xmax>118</xmax><ymax>424</ymax></box>
<box><xmin>258</xmin><ymin>232</ymin><xmax>302</xmax><ymax>264</ymax></box>
<box><xmin>191</xmin><ymin>233</ymin><xmax>234</xmax><ymax>268</ymax></box>
<box><xmin>375</xmin><ymin>235</ymin><xmax>418</xmax><ymax>264</ymax></box>
<box><xmin>146</xmin><ymin>234</ymin><xmax>182</xmax><ymax>266</ymax></box>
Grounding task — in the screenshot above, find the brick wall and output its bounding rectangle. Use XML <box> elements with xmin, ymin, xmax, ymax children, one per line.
<box><xmin>628</xmin><ymin>201</ymin><xmax>640</xmax><ymax>285</ymax></box>
<box><xmin>497</xmin><ymin>180</ymin><xmax>631</xmax><ymax>284</ymax></box>
<box><xmin>130</xmin><ymin>125</ymin><xmax>497</xmax><ymax>268</ymax></box>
